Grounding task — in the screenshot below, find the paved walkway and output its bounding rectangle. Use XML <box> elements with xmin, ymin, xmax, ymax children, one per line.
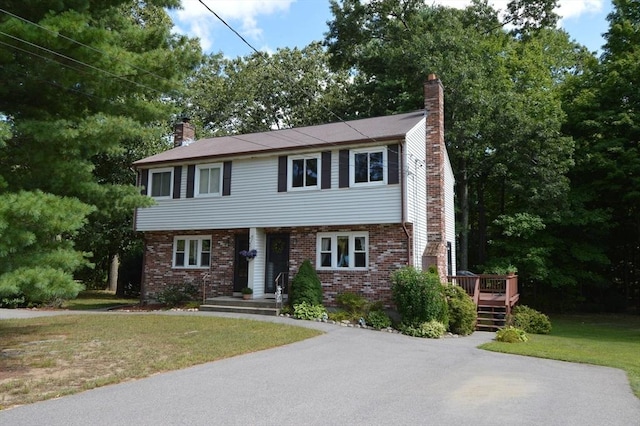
<box><xmin>1</xmin><ymin>309</ymin><xmax>639</xmax><ymax>425</ymax></box>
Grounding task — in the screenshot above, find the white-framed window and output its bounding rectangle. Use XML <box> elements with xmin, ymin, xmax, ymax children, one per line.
<box><xmin>173</xmin><ymin>236</ymin><xmax>211</xmax><ymax>268</ymax></box>
<box><xmin>350</xmin><ymin>148</ymin><xmax>386</xmax><ymax>186</ymax></box>
<box><xmin>149</xmin><ymin>168</ymin><xmax>173</xmax><ymax>198</ymax></box>
<box><xmin>288</xmin><ymin>154</ymin><xmax>320</xmax><ymax>190</ymax></box>
<box><xmin>196</xmin><ymin>163</ymin><xmax>223</xmax><ymax>197</ymax></box>
<box><xmin>317</xmin><ymin>232</ymin><xmax>368</xmax><ymax>270</ymax></box>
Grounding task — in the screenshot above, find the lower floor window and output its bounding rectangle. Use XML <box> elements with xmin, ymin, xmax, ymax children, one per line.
<box><xmin>174</xmin><ymin>236</ymin><xmax>211</xmax><ymax>268</ymax></box>
<box><xmin>317</xmin><ymin>232</ymin><xmax>368</xmax><ymax>269</ymax></box>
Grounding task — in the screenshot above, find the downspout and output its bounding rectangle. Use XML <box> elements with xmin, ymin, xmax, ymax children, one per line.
<box><xmin>399</xmin><ymin>141</ymin><xmax>412</xmax><ymax>266</ymax></box>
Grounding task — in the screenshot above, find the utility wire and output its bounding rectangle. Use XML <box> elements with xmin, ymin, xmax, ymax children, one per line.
<box><xmin>0</xmin><ymin>30</ymin><xmax>168</xmax><ymax>96</ymax></box>
<box><xmin>196</xmin><ymin>0</ymin><xmax>388</xmax><ymax>150</ymax></box>
<box><xmin>0</xmin><ymin>8</ymin><xmax>179</xmax><ymax>89</ymax></box>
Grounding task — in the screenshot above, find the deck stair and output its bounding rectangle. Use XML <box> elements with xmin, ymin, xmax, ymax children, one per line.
<box><xmin>476</xmin><ymin>304</ymin><xmax>507</xmax><ymax>331</ymax></box>
<box><xmin>447</xmin><ymin>274</ymin><xmax>519</xmax><ymax>331</ymax></box>
<box><xmin>199</xmin><ymin>296</ymin><xmax>283</xmax><ymax>316</ymax></box>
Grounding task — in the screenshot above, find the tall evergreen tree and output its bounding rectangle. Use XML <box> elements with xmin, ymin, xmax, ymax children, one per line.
<box><xmin>0</xmin><ymin>0</ymin><xmax>202</xmax><ymax>302</ymax></box>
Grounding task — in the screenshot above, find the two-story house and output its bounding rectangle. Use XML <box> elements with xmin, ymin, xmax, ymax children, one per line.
<box><xmin>133</xmin><ymin>74</ymin><xmax>455</xmax><ymax>306</ymax></box>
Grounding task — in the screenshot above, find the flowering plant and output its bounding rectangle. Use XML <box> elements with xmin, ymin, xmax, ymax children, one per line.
<box><xmin>239</xmin><ymin>249</ymin><xmax>257</xmax><ymax>259</ymax></box>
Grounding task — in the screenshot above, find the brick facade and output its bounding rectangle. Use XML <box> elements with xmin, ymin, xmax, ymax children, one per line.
<box><xmin>141</xmin><ymin>223</ymin><xmax>411</xmax><ymax>307</ymax></box>
<box><xmin>423</xmin><ymin>74</ymin><xmax>448</xmax><ymax>280</ymax></box>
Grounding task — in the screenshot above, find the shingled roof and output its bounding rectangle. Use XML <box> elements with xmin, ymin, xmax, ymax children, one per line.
<box><xmin>134</xmin><ymin>110</ymin><xmax>425</xmax><ymax>167</ymax></box>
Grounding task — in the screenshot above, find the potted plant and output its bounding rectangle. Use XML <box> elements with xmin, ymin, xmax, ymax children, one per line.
<box><xmin>239</xmin><ymin>249</ymin><xmax>257</xmax><ymax>260</ymax></box>
<box><xmin>241</xmin><ymin>287</ymin><xmax>253</xmax><ymax>300</ymax></box>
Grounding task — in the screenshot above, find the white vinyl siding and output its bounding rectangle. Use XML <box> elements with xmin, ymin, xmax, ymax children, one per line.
<box><xmin>135</xmin><ymin>150</ymin><xmax>402</xmax><ymax>231</ymax></box>
<box><xmin>444</xmin><ymin>149</ymin><xmax>456</xmax><ymax>274</ymax></box>
<box><xmin>405</xmin><ymin>121</ymin><xmax>428</xmax><ymax>269</ymax></box>
<box><xmin>149</xmin><ymin>168</ymin><xmax>173</xmax><ymax>199</ymax></box>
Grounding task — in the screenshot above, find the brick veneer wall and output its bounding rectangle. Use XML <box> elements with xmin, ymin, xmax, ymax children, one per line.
<box><xmin>424</xmin><ymin>74</ymin><xmax>448</xmax><ymax>281</ymax></box>
<box><xmin>141</xmin><ymin>223</ymin><xmax>411</xmax><ymax>307</ymax></box>
<box><xmin>142</xmin><ymin>230</ymin><xmax>237</xmax><ymax>301</ymax></box>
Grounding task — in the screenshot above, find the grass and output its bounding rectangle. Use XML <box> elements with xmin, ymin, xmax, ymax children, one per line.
<box><xmin>61</xmin><ymin>290</ymin><xmax>139</xmax><ymax>310</ymax></box>
<box><xmin>479</xmin><ymin>314</ymin><xmax>640</xmax><ymax>398</ymax></box>
<box><xmin>0</xmin><ymin>314</ymin><xmax>322</xmax><ymax>410</ymax></box>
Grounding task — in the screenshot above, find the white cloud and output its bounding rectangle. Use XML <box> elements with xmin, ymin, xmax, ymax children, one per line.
<box><xmin>430</xmin><ymin>0</ymin><xmax>604</xmax><ymax>23</ymax></box>
<box><xmin>172</xmin><ymin>0</ymin><xmax>295</xmax><ymax>52</ymax></box>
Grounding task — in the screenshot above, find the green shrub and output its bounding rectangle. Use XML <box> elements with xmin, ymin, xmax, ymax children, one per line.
<box><xmin>0</xmin><ymin>295</ymin><xmax>27</xmax><ymax>308</ymax></box>
<box><xmin>0</xmin><ymin>267</ymin><xmax>85</xmax><ymax>306</ymax></box>
<box><xmin>443</xmin><ymin>284</ymin><xmax>477</xmax><ymax>336</ymax></box>
<box><xmin>328</xmin><ymin>310</ymin><xmax>351</xmax><ymax>322</ymax></box>
<box><xmin>495</xmin><ymin>326</ymin><xmax>528</xmax><ymax>343</ymax></box>
<box><xmin>336</xmin><ymin>292</ymin><xmax>368</xmax><ymax>317</ymax></box>
<box><xmin>366</xmin><ymin>309</ymin><xmax>392</xmax><ymax>329</ymax></box>
<box><xmin>509</xmin><ymin>305</ymin><xmax>552</xmax><ymax>334</ymax></box>
<box><xmin>400</xmin><ymin>320</ymin><xmax>446</xmax><ymax>338</ymax></box>
<box><xmin>156</xmin><ymin>283</ymin><xmax>198</xmax><ymax>307</ymax></box>
<box><xmin>391</xmin><ymin>267</ymin><xmax>448</xmax><ymax>327</ymax></box>
<box><xmin>293</xmin><ymin>301</ymin><xmax>326</xmax><ymax>320</ymax></box>
<box><xmin>289</xmin><ymin>260</ymin><xmax>323</xmax><ymax>306</ymax></box>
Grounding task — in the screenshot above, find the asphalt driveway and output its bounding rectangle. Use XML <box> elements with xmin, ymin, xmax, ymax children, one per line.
<box><xmin>1</xmin><ymin>309</ymin><xmax>639</xmax><ymax>425</ymax></box>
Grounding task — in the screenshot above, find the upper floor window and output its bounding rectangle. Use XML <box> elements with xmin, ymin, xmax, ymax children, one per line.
<box><xmin>317</xmin><ymin>232</ymin><xmax>368</xmax><ymax>270</ymax></box>
<box><xmin>174</xmin><ymin>236</ymin><xmax>211</xmax><ymax>268</ymax></box>
<box><xmin>196</xmin><ymin>163</ymin><xmax>222</xmax><ymax>196</ymax></box>
<box><xmin>149</xmin><ymin>168</ymin><xmax>173</xmax><ymax>198</ymax></box>
<box><xmin>289</xmin><ymin>155</ymin><xmax>319</xmax><ymax>190</ymax></box>
<box><xmin>351</xmin><ymin>148</ymin><xmax>387</xmax><ymax>186</ymax></box>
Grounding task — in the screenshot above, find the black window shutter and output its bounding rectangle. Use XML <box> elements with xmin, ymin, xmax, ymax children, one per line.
<box><xmin>339</xmin><ymin>149</ymin><xmax>349</xmax><ymax>188</ymax></box>
<box><xmin>277</xmin><ymin>156</ymin><xmax>287</xmax><ymax>192</ymax></box>
<box><xmin>321</xmin><ymin>151</ymin><xmax>331</xmax><ymax>189</ymax></box>
<box><xmin>173</xmin><ymin>166</ymin><xmax>182</xmax><ymax>199</ymax></box>
<box><xmin>140</xmin><ymin>169</ymin><xmax>149</xmax><ymax>195</ymax></box>
<box><xmin>388</xmin><ymin>144</ymin><xmax>399</xmax><ymax>185</ymax></box>
<box><xmin>223</xmin><ymin>161</ymin><xmax>232</xmax><ymax>196</ymax></box>
<box><xmin>186</xmin><ymin>164</ymin><xmax>195</xmax><ymax>198</ymax></box>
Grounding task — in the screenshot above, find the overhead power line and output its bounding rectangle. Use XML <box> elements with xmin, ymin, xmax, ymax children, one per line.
<box><xmin>0</xmin><ymin>8</ymin><xmax>179</xmax><ymax>90</ymax></box>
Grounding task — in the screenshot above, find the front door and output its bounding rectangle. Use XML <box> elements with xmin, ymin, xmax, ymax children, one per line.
<box><xmin>233</xmin><ymin>232</ymin><xmax>249</xmax><ymax>293</ymax></box>
<box><xmin>265</xmin><ymin>233</ymin><xmax>289</xmax><ymax>296</ymax></box>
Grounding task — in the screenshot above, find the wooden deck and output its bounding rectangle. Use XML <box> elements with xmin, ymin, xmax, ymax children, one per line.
<box><xmin>447</xmin><ymin>274</ymin><xmax>519</xmax><ymax>331</ymax></box>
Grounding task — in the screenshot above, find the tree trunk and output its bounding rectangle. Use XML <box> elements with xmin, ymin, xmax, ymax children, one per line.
<box><xmin>108</xmin><ymin>253</ymin><xmax>119</xmax><ymax>292</ymax></box>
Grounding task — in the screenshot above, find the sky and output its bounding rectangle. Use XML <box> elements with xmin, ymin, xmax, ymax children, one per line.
<box><xmin>169</xmin><ymin>0</ymin><xmax>613</xmax><ymax>58</ymax></box>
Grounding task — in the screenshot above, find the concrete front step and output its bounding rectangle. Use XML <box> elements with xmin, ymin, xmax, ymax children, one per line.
<box><xmin>199</xmin><ymin>304</ymin><xmax>280</xmax><ymax>316</ymax></box>
<box><xmin>200</xmin><ymin>296</ymin><xmax>284</xmax><ymax>316</ymax></box>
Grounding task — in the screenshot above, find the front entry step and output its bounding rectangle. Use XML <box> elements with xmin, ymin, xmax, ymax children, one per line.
<box><xmin>199</xmin><ymin>296</ymin><xmax>282</xmax><ymax>316</ymax></box>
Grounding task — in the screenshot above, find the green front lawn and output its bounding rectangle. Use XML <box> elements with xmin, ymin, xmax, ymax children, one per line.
<box><xmin>480</xmin><ymin>314</ymin><xmax>640</xmax><ymax>398</ymax></box>
<box><xmin>0</xmin><ymin>314</ymin><xmax>322</xmax><ymax>409</ymax></box>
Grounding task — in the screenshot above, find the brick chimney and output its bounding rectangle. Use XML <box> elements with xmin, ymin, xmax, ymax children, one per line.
<box><xmin>423</xmin><ymin>74</ymin><xmax>447</xmax><ymax>280</ymax></box>
<box><xmin>173</xmin><ymin>117</ymin><xmax>195</xmax><ymax>148</ymax></box>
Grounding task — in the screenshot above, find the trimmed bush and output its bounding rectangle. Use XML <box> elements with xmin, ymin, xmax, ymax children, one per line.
<box><xmin>293</xmin><ymin>301</ymin><xmax>326</xmax><ymax>320</ymax></box>
<box><xmin>366</xmin><ymin>309</ymin><xmax>392</xmax><ymax>329</ymax></box>
<box><xmin>156</xmin><ymin>282</ymin><xmax>198</xmax><ymax>307</ymax></box>
<box><xmin>391</xmin><ymin>267</ymin><xmax>448</xmax><ymax>327</ymax></box>
<box><xmin>443</xmin><ymin>284</ymin><xmax>477</xmax><ymax>336</ymax></box>
<box><xmin>336</xmin><ymin>292</ymin><xmax>368</xmax><ymax>318</ymax></box>
<box><xmin>400</xmin><ymin>320</ymin><xmax>446</xmax><ymax>338</ymax></box>
<box><xmin>289</xmin><ymin>259</ymin><xmax>323</xmax><ymax>306</ymax></box>
<box><xmin>495</xmin><ymin>326</ymin><xmax>528</xmax><ymax>343</ymax></box>
<box><xmin>509</xmin><ymin>305</ymin><xmax>552</xmax><ymax>334</ymax></box>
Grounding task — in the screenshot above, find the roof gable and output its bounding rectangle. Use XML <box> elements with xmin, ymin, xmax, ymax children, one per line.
<box><xmin>134</xmin><ymin>110</ymin><xmax>425</xmax><ymax>166</ymax></box>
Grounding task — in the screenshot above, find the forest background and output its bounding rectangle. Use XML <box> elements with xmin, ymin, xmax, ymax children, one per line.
<box><xmin>0</xmin><ymin>0</ymin><xmax>638</xmax><ymax>313</ymax></box>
